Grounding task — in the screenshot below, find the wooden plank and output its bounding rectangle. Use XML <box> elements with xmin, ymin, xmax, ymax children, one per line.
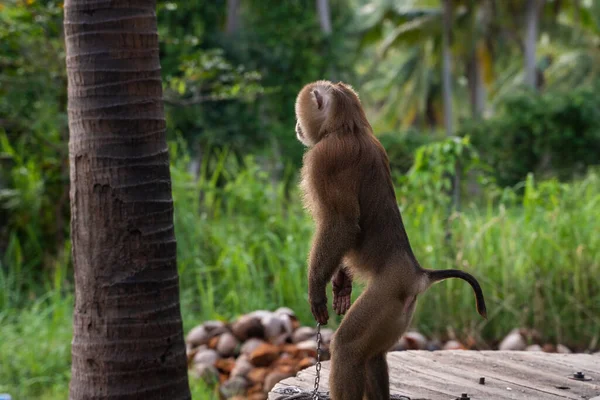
<box><xmin>269</xmin><ymin>351</ymin><xmax>600</xmax><ymax>400</ymax></box>
<box><xmin>400</xmin><ymin>351</ymin><xmax>596</xmax><ymax>399</ymax></box>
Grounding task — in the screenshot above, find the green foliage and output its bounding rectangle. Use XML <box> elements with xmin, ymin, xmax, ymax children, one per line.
<box><xmin>465</xmin><ymin>85</ymin><xmax>600</xmax><ymax>187</ymax></box>
<box><xmin>0</xmin><ymin>1</ymin><xmax>69</xmax><ymax>274</ymax></box>
<box><xmin>353</xmin><ymin>0</ymin><xmax>483</xmax><ymax>130</ymax></box>
<box><xmin>164</xmin><ymin>48</ymin><xmax>266</xmax><ymax>106</ymax></box>
<box><xmin>0</xmin><ymin>133</ymin><xmax>69</xmax><ymax>282</ymax></box>
<box><xmin>377</xmin><ymin>128</ymin><xmax>436</xmax><ymax>173</ymax></box>
<box><xmin>226</xmin><ymin>0</ymin><xmax>357</xmax><ymax>164</ymax></box>
<box><xmin>155</xmin><ymin>0</ymin><xmax>358</xmax><ymax>165</ymax></box>
<box><xmin>355</xmin><ymin>0</ymin><xmax>600</xmax><ymax>133</ymax></box>
<box><xmin>395</xmin><ymin>135</ymin><xmax>487</xmax><ymax>209</ymax></box>
<box><xmin>0</xmin><ymin>1</ymin><xmax>67</xmax><ymax>140</ymax></box>
<box><xmin>156</xmin><ymin>1</ymin><xmax>272</xmax><ymax>152</ymax></box>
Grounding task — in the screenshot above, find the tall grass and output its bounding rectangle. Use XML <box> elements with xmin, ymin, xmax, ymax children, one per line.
<box><xmin>169</xmin><ymin>147</ymin><xmax>316</xmax><ymax>329</ymax></box>
<box><xmin>411</xmin><ymin>172</ymin><xmax>600</xmax><ymax>349</ymax></box>
<box><xmin>1</xmin><ymin>147</ymin><xmax>598</xmax><ymax>398</ymax></box>
<box><xmin>0</xmin><ymin>293</ymin><xmax>72</xmax><ymax>399</ymax></box>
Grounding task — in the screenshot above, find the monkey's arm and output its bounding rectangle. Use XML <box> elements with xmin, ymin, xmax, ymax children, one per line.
<box><xmin>308</xmin><ymin>220</ymin><xmax>358</xmax><ymax>324</ymax></box>
<box><xmin>332</xmin><ymin>266</ymin><xmax>352</xmax><ymax>315</ymax></box>
<box><xmin>308</xmin><ymin>169</ymin><xmax>359</xmax><ymax>325</ymax></box>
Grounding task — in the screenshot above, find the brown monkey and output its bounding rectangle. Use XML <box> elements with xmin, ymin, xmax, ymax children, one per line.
<box><xmin>295</xmin><ymin>80</ymin><xmax>486</xmax><ymax>400</ymax></box>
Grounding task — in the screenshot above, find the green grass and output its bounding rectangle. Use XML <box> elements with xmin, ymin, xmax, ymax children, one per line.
<box><xmin>412</xmin><ymin>172</ymin><xmax>600</xmax><ymax>348</ymax></box>
<box><xmin>0</xmin><ymin>293</ymin><xmax>72</xmax><ymax>399</ymax></box>
<box><xmin>1</xmin><ymin>152</ymin><xmax>599</xmax><ymax>399</ymax></box>
<box><xmin>0</xmin><ymin>292</ymin><xmax>219</xmax><ymax>399</ymax></box>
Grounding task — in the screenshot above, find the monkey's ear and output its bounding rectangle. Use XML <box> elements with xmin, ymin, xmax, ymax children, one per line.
<box><xmin>313</xmin><ymin>90</ymin><xmax>324</xmax><ymax>110</ymax></box>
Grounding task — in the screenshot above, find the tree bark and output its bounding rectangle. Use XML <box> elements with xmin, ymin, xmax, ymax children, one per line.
<box><xmin>524</xmin><ymin>0</ymin><xmax>542</xmax><ymax>88</ymax></box>
<box><xmin>64</xmin><ymin>1</ymin><xmax>191</xmax><ymax>399</ymax></box>
<box><xmin>226</xmin><ymin>0</ymin><xmax>241</xmax><ymax>35</ymax></box>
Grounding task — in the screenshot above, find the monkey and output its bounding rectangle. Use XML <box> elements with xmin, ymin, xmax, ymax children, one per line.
<box><xmin>294</xmin><ymin>80</ymin><xmax>487</xmax><ymax>400</ymax></box>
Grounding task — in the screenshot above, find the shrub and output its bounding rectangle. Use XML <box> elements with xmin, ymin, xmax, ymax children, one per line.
<box><xmin>464</xmin><ymin>85</ymin><xmax>600</xmax><ymax>187</ymax></box>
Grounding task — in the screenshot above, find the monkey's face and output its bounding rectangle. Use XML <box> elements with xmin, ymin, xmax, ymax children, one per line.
<box><xmin>294</xmin><ymin>81</ymin><xmax>333</xmax><ymax>147</ymax></box>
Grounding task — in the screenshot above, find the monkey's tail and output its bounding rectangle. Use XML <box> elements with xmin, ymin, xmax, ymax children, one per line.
<box><xmin>425</xmin><ymin>269</ymin><xmax>487</xmax><ymax>319</ymax></box>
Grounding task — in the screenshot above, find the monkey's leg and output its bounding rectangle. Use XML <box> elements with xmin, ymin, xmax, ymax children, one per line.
<box><xmin>332</xmin><ymin>266</ymin><xmax>352</xmax><ymax>315</ymax></box>
<box><xmin>364</xmin><ymin>353</ymin><xmax>389</xmax><ymax>400</ymax></box>
<box><xmin>328</xmin><ymin>342</ymin><xmax>366</xmax><ymax>400</ymax></box>
<box><xmin>330</xmin><ymin>277</ymin><xmax>405</xmax><ymax>400</ymax></box>
<box><xmin>329</xmin><ymin>290</ymin><xmax>391</xmax><ymax>399</ymax></box>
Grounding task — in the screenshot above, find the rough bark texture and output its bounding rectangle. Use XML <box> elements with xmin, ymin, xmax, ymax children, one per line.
<box><xmin>64</xmin><ymin>1</ymin><xmax>191</xmax><ymax>398</ymax></box>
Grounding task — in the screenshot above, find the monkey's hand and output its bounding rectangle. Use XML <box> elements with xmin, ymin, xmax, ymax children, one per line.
<box><xmin>332</xmin><ymin>268</ymin><xmax>352</xmax><ymax>315</ymax></box>
<box><xmin>309</xmin><ymin>290</ymin><xmax>329</xmax><ymax>325</ymax></box>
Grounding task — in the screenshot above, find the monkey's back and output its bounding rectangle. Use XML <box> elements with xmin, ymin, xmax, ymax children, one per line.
<box><xmin>349</xmin><ymin>134</ymin><xmax>419</xmax><ymax>276</ymax></box>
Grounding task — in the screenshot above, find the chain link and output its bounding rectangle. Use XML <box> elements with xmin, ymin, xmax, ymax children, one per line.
<box><xmin>311</xmin><ymin>322</ymin><xmax>322</xmax><ymax>400</ymax></box>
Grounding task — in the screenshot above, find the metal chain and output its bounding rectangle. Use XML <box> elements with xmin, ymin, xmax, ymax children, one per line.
<box><xmin>311</xmin><ymin>322</ymin><xmax>322</xmax><ymax>400</ymax></box>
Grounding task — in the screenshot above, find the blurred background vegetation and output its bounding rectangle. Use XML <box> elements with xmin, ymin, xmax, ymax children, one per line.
<box><xmin>1</xmin><ymin>0</ymin><xmax>599</xmax><ymax>398</ymax></box>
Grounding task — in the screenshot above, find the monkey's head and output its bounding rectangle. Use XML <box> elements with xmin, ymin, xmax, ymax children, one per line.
<box><xmin>294</xmin><ymin>80</ymin><xmax>363</xmax><ymax>147</ymax></box>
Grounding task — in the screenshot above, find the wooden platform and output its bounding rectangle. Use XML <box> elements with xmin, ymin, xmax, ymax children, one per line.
<box><xmin>269</xmin><ymin>351</ymin><xmax>600</xmax><ymax>400</ymax></box>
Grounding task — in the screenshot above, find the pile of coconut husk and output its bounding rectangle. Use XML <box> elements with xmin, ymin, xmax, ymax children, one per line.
<box><xmin>186</xmin><ymin>308</ymin><xmax>333</xmax><ymax>400</ymax></box>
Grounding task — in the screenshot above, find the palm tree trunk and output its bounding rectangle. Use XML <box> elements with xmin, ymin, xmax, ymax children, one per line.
<box><xmin>316</xmin><ymin>0</ymin><xmax>332</xmax><ymax>35</ymax></box>
<box><xmin>226</xmin><ymin>0</ymin><xmax>241</xmax><ymax>35</ymax></box>
<box><xmin>316</xmin><ymin>0</ymin><xmax>337</xmax><ymax>80</ymax></box>
<box><xmin>442</xmin><ymin>0</ymin><xmax>460</xmax><ymax>211</ymax></box>
<box><xmin>524</xmin><ymin>0</ymin><xmax>542</xmax><ymax>88</ymax></box>
<box><xmin>442</xmin><ymin>0</ymin><xmax>454</xmax><ymax>137</ymax></box>
<box><xmin>467</xmin><ymin>49</ymin><xmax>486</xmax><ymax>117</ymax></box>
<box><xmin>64</xmin><ymin>1</ymin><xmax>191</xmax><ymax>399</ymax></box>
<box><xmin>468</xmin><ymin>0</ymin><xmax>486</xmax><ymax>117</ymax></box>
